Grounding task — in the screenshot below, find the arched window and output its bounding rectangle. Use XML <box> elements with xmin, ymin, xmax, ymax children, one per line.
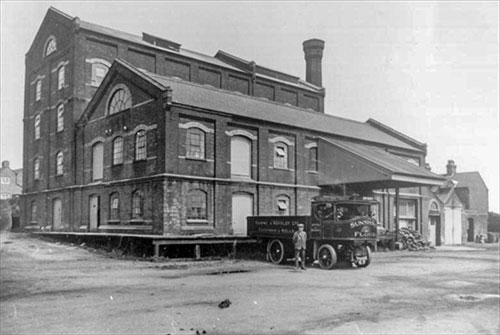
<box><xmin>132</xmin><ymin>190</ymin><xmax>144</xmax><ymax>220</ymax></box>
<box><xmin>109</xmin><ymin>193</ymin><xmax>120</xmax><ymax>221</ymax></box>
<box><xmin>57</xmin><ymin>66</ymin><xmax>65</xmax><ymax>90</ymax></box>
<box><xmin>308</xmin><ymin>147</ymin><xmax>318</xmax><ymax>171</ymax></box>
<box><xmin>276</xmin><ymin>195</ymin><xmax>290</xmax><ymax>216</ymax></box>
<box><xmin>44</xmin><ymin>36</ymin><xmax>57</xmax><ymax>56</ymax></box>
<box><xmin>186</xmin><ymin>127</ymin><xmax>205</xmax><ymax>159</ymax></box>
<box><xmin>56</xmin><ymin>152</ymin><xmax>63</xmax><ymax>175</ymax></box>
<box><xmin>108</xmin><ymin>86</ymin><xmax>131</xmax><ymax>115</ymax></box>
<box><xmin>56</xmin><ymin>104</ymin><xmax>64</xmax><ymax>132</ymax></box>
<box><xmin>274</xmin><ymin>142</ymin><xmax>288</xmax><ymax>169</ymax></box>
<box><xmin>34</xmin><ymin>115</ymin><xmax>41</xmax><ymax>140</ymax></box>
<box><xmin>31</xmin><ymin>201</ymin><xmax>38</xmax><ymax>222</ymax></box>
<box><xmin>33</xmin><ymin>158</ymin><xmax>40</xmax><ymax>180</ymax></box>
<box><xmin>230</xmin><ymin>136</ymin><xmax>252</xmax><ymax>177</ymax></box>
<box><xmin>430</xmin><ymin>201</ymin><xmax>439</xmax><ymax>212</ymax></box>
<box><xmin>92</xmin><ymin>142</ymin><xmax>104</xmax><ymax>181</ymax></box>
<box><xmin>135</xmin><ymin>130</ymin><xmax>147</xmax><ymax>161</ymax></box>
<box><xmin>187</xmin><ymin>189</ymin><xmax>207</xmax><ymax>220</ymax></box>
<box><xmin>112</xmin><ymin>137</ymin><xmax>124</xmax><ymax>165</ymax></box>
<box><xmin>35</xmin><ymin>80</ymin><xmax>42</xmax><ymax>101</ymax></box>
<box><xmin>91</xmin><ymin>62</ymin><xmax>109</xmax><ymax>87</ymax></box>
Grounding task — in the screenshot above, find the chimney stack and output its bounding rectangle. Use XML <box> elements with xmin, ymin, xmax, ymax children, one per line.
<box><xmin>303</xmin><ymin>39</ymin><xmax>325</xmax><ymax>87</ymax></box>
<box><xmin>446</xmin><ymin>160</ymin><xmax>457</xmax><ymax>176</ymax></box>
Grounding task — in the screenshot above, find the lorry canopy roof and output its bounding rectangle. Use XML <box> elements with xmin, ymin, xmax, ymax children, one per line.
<box><xmin>318</xmin><ymin>138</ymin><xmax>446</xmax><ymax>190</ymax></box>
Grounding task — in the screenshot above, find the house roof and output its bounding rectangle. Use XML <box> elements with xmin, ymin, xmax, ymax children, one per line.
<box><xmin>452</xmin><ymin>171</ymin><xmax>488</xmax><ymax>191</ymax></box>
<box><xmin>138</xmin><ymin>67</ymin><xmax>422</xmax><ymax>151</ymax></box>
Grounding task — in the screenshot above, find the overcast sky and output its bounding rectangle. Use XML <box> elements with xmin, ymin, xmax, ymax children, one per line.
<box><xmin>1</xmin><ymin>1</ymin><xmax>498</xmax><ymax>212</ymax></box>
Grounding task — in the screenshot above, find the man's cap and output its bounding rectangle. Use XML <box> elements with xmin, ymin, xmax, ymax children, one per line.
<box><xmin>298</xmin><ymin>223</ymin><xmax>305</xmax><ymax>227</ymax></box>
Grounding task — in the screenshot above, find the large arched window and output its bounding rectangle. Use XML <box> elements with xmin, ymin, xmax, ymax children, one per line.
<box><xmin>56</xmin><ymin>151</ymin><xmax>63</xmax><ymax>175</ymax></box>
<box><xmin>108</xmin><ymin>85</ymin><xmax>131</xmax><ymax>115</ymax></box>
<box><xmin>33</xmin><ymin>158</ymin><xmax>40</xmax><ymax>180</ymax></box>
<box><xmin>112</xmin><ymin>137</ymin><xmax>124</xmax><ymax>165</ymax></box>
<box><xmin>276</xmin><ymin>195</ymin><xmax>290</xmax><ymax>216</ymax></box>
<box><xmin>34</xmin><ymin>115</ymin><xmax>41</xmax><ymax>140</ymax></box>
<box><xmin>187</xmin><ymin>189</ymin><xmax>207</xmax><ymax>220</ymax></box>
<box><xmin>274</xmin><ymin>142</ymin><xmax>288</xmax><ymax>169</ymax></box>
<box><xmin>132</xmin><ymin>190</ymin><xmax>144</xmax><ymax>220</ymax></box>
<box><xmin>44</xmin><ymin>36</ymin><xmax>57</xmax><ymax>56</ymax></box>
<box><xmin>92</xmin><ymin>142</ymin><xmax>104</xmax><ymax>181</ymax></box>
<box><xmin>31</xmin><ymin>201</ymin><xmax>38</xmax><ymax>222</ymax></box>
<box><xmin>57</xmin><ymin>66</ymin><xmax>65</xmax><ymax>90</ymax></box>
<box><xmin>109</xmin><ymin>193</ymin><xmax>120</xmax><ymax>221</ymax></box>
<box><xmin>186</xmin><ymin>127</ymin><xmax>205</xmax><ymax>159</ymax></box>
<box><xmin>135</xmin><ymin>130</ymin><xmax>147</xmax><ymax>161</ymax></box>
<box><xmin>230</xmin><ymin>136</ymin><xmax>252</xmax><ymax>177</ymax></box>
<box><xmin>56</xmin><ymin>104</ymin><xmax>64</xmax><ymax>132</ymax></box>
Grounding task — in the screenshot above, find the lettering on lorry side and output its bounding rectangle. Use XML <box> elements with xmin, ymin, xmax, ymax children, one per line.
<box><xmin>349</xmin><ymin>220</ymin><xmax>376</xmax><ymax>229</ymax></box>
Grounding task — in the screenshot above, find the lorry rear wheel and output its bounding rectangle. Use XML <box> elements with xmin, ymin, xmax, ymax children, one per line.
<box><xmin>267</xmin><ymin>239</ymin><xmax>285</xmax><ymax>264</ymax></box>
<box><xmin>353</xmin><ymin>245</ymin><xmax>371</xmax><ymax>268</ymax></box>
<box><xmin>317</xmin><ymin>244</ymin><xmax>337</xmax><ymax>270</ymax></box>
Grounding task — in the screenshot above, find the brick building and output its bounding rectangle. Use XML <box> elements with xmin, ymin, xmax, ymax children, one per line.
<box><xmin>21</xmin><ymin>7</ymin><xmax>445</xmax><ymax>236</ymax></box>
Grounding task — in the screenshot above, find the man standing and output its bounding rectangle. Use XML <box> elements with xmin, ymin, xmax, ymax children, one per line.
<box><xmin>293</xmin><ymin>223</ymin><xmax>307</xmax><ymax>270</ymax></box>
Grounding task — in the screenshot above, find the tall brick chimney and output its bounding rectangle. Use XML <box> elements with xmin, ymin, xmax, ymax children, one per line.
<box><xmin>446</xmin><ymin>160</ymin><xmax>457</xmax><ymax>176</ymax></box>
<box><xmin>303</xmin><ymin>39</ymin><xmax>325</xmax><ymax>87</ymax></box>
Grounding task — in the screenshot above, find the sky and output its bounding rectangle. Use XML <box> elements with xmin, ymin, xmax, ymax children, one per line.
<box><xmin>1</xmin><ymin>1</ymin><xmax>498</xmax><ymax>212</ymax></box>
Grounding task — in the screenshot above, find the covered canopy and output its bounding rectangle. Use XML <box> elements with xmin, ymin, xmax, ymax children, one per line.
<box><xmin>318</xmin><ymin>138</ymin><xmax>445</xmax><ymax>190</ymax></box>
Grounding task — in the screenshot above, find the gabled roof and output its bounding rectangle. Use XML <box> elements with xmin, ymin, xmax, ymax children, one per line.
<box><xmin>140</xmin><ymin>68</ymin><xmax>421</xmax><ymax>151</ymax></box>
<box><xmin>453</xmin><ymin>171</ymin><xmax>488</xmax><ymax>191</ymax></box>
<box><xmin>366</xmin><ymin>118</ymin><xmax>427</xmax><ymax>153</ymax></box>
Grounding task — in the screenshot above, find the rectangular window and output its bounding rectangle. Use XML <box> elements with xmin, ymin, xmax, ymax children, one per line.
<box><xmin>274</xmin><ymin>144</ymin><xmax>288</xmax><ymax>169</ymax></box>
<box><xmin>34</xmin><ymin>159</ymin><xmax>40</xmax><ymax>180</ymax></box>
<box><xmin>57</xmin><ymin>66</ymin><xmax>65</xmax><ymax>90</ymax></box>
<box><xmin>186</xmin><ymin>129</ymin><xmax>205</xmax><ymax>159</ymax></box>
<box><xmin>57</xmin><ymin>105</ymin><xmax>64</xmax><ymax>132</ymax></box>
<box><xmin>187</xmin><ymin>191</ymin><xmax>207</xmax><ymax>220</ymax></box>
<box><xmin>277</xmin><ymin>198</ymin><xmax>289</xmax><ymax>216</ymax></box>
<box><xmin>135</xmin><ymin>131</ymin><xmax>147</xmax><ymax>161</ymax></box>
<box><xmin>92</xmin><ymin>63</ymin><xmax>109</xmax><ymax>87</ymax></box>
<box><xmin>35</xmin><ymin>115</ymin><xmax>41</xmax><ymax>140</ymax></box>
<box><xmin>35</xmin><ymin>80</ymin><xmax>41</xmax><ymax>101</ymax></box>
<box><xmin>113</xmin><ymin>138</ymin><xmax>124</xmax><ymax>165</ymax></box>
<box><xmin>308</xmin><ymin>147</ymin><xmax>318</xmax><ymax>171</ymax></box>
<box><xmin>396</xmin><ymin>199</ymin><xmax>417</xmax><ymax>229</ymax></box>
<box><xmin>1</xmin><ymin>177</ymin><xmax>10</xmax><ymax>185</ymax></box>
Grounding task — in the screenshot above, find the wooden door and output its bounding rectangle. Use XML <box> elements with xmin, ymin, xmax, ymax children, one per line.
<box><xmin>89</xmin><ymin>195</ymin><xmax>100</xmax><ymax>231</ymax></box>
<box><xmin>52</xmin><ymin>198</ymin><xmax>62</xmax><ymax>230</ymax></box>
<box><xmin>232</xmin><ymin>193</ymin><xmax>253</xmax><ymax>236</ymax></box>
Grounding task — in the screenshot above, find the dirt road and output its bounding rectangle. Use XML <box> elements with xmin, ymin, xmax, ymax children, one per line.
<box><xmin>1</xmin><ymin>233</ymin><xmax>499</xmax><ymax>334</ymax></box>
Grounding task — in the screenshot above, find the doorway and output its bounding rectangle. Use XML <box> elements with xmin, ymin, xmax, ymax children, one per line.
<box><xmin>89</xmin><ymin>195</ymin><xmax>100</xmax><ymax>231</ymax></box>
<box><xmin>52</xmin><ymin>198</ymin><xmax>62</xmax><ymax>230</ymax></box>
<box><xmin>231</xmin><ymin>193</ymin><xmax>253</xmax><ymax>235</ymax></box>
<box><xmin>429</xmin><ymin>215</ymin><xmax>441</xmax><ymax>246</ymax></box>
<box><xmin>467</xmin><ymin>218</ymin><xmax>475</xmax><ymax>242</ymax></box>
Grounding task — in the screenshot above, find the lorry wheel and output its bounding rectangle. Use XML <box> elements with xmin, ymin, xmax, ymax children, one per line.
<box><xmin>353</xmin><ymin>245</ymin><xmax>371</xmax><ymax>268</ymax></box>
<box><xmin>317</xmin><ymin>244</ymin><xmax>337</xmax><ymax>270</ymax></box>
<box><xmin>267</xmin><ymin>239</ymin><xmax>285</xmax><ymax>264</ymax></box>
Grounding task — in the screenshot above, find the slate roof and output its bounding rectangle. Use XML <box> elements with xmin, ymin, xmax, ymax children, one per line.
<box><xmin>137</xmin><ymin>67</ymin><xmax>421</xmax><ymax>151</ymax></box>
<box><xmin>452</xmin><ymin>171</ymin><xmax>488</xmax><ymax>190</ymax></box>
<box><xmin>323</xmin><ymin>138</ymin><xmax>443</xmax><ymax>180</ymax></box>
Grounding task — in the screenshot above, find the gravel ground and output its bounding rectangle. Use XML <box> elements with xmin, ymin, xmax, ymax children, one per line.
<box><xmin>1</xmin><ymin>232</ymin><xmax>499</xmax><ymax>335</ymax></box>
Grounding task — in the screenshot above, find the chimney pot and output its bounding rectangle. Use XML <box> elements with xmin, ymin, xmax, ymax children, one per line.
<box><xmin>303</xmin><ymin>39</ymin><xmax>325</xmax><ymax>87</ymax></box>
<box><xmin>446</xmin><ymin>160</ymin><xmax>457</xmax><ymax>176</ymax></box>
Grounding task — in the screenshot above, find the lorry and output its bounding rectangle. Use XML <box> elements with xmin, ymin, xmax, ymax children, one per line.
<box><xmin>247</xmin><ymin>196</ymin><xmax>378</xmax><ymax>269</ymax></box>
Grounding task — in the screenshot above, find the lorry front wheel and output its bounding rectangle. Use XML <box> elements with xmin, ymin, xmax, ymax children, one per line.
<box><xmin>267</xmin><ymin>239</ymin><xmax>285</xmax><ymax>264</ymax></box>
<box><xmin>317</xmin><ymin>244</ymin><xmax>337</xmax><ymax>270</ymax></box>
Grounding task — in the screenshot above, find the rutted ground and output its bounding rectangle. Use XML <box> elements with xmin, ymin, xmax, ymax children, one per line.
<box><xmin>1</xmin><ymin>233</ymin><xmax>499</xmax><ymax>334</ymax></box>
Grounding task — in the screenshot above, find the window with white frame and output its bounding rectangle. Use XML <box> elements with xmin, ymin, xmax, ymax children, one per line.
<box><xmin>274</xmin><ymin>142</ymin><xmax>288</xmax><ymax>169</ymax></box>
<box><xmin>34</xmin><ymin>115</ymin><xmax>41</xmax><ymax>140</ymax></box>
<box><xmin>132</xmin><ymin>190</ymin><xmax>144</xmax><ymax>220</ymax></box>
<box><xmin>308</xmin><ymin>147</ymin><xmax>318</xmax><ymax>171</ymax></box>
<box><xmin>187</xmin><ymin>189</ymin><xmax>207</xmax><ymax>220</ymax></box>
<box><xmin>186</xmin><ymin>127</ymin><xmax>205</xmax><ymax>159</ymax></box>
<box><xmin>396</xmin><ymin>199</ymin><xmax>417</xmax><ymax>229</ymax></box>
<box><xmin>56</xmin><ymin>152</ymin><xmax>63</xmax><ymax>175</ymax></box>
<box><xmin>108</xmin><ymin>86</ymin><xmax>132</xmax><ymax>115</ymax></box>
<box><xmin>57</xmin><ymin>66</ymin><xmax>65</xmax><ymax>90</ymax></box>
<box><xmin>91</xmin><ymin>62</ymin><xmax>109</xmax><ymax>87</ymax></box>
<box><xmin>35</xmin><ymin>80</ymin><xmax>42</xmax><ymax>101</ymax></box>
<box><xmin>230</xmin><ymin>136</ymin><xmax>252</xmax><ymax>177</ymax></box>
<box><xmin>276</xmin><ymin>195</ymin><xmax>290</xmax><ymax>216</ymax></box>
<box><xmin>45</xmin><ymin>37</ymin><xmax>56</xmax><ymax>56</ymax></box>
<box><xmin>112</xmin><ymin>137</ymin><xmax>124</xmax><ymax>165</ymax></box>
<box><xmin>34</xmin><ymin>158</ymin><xmax>40</xmax><ymax>180</ymax></box>
<box><xmin>135</xmin><ymin>130</ymin><xmax>147</xmax><ymax>161</ymax></box>
<box><xmin>56</xmin><ymin>104</ymin><xmax>64</xmax><ymax>132</ymax></box>
<box><xmin>109</xmin><ymin>193</ymin><xmax>120</xmax><ymax>221</ymax></box>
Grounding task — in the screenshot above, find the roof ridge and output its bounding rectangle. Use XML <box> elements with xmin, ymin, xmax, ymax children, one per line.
<box><xmin>142</xmin><ymin>69</ymin><xmax>371</xmax><ymax>126</ymax></box>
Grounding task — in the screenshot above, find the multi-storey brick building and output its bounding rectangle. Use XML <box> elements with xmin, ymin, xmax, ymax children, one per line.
<box><xmin>21</xmin><ymin>7</ymin><xmax>445</xmax><ymax>237</ymax></box>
